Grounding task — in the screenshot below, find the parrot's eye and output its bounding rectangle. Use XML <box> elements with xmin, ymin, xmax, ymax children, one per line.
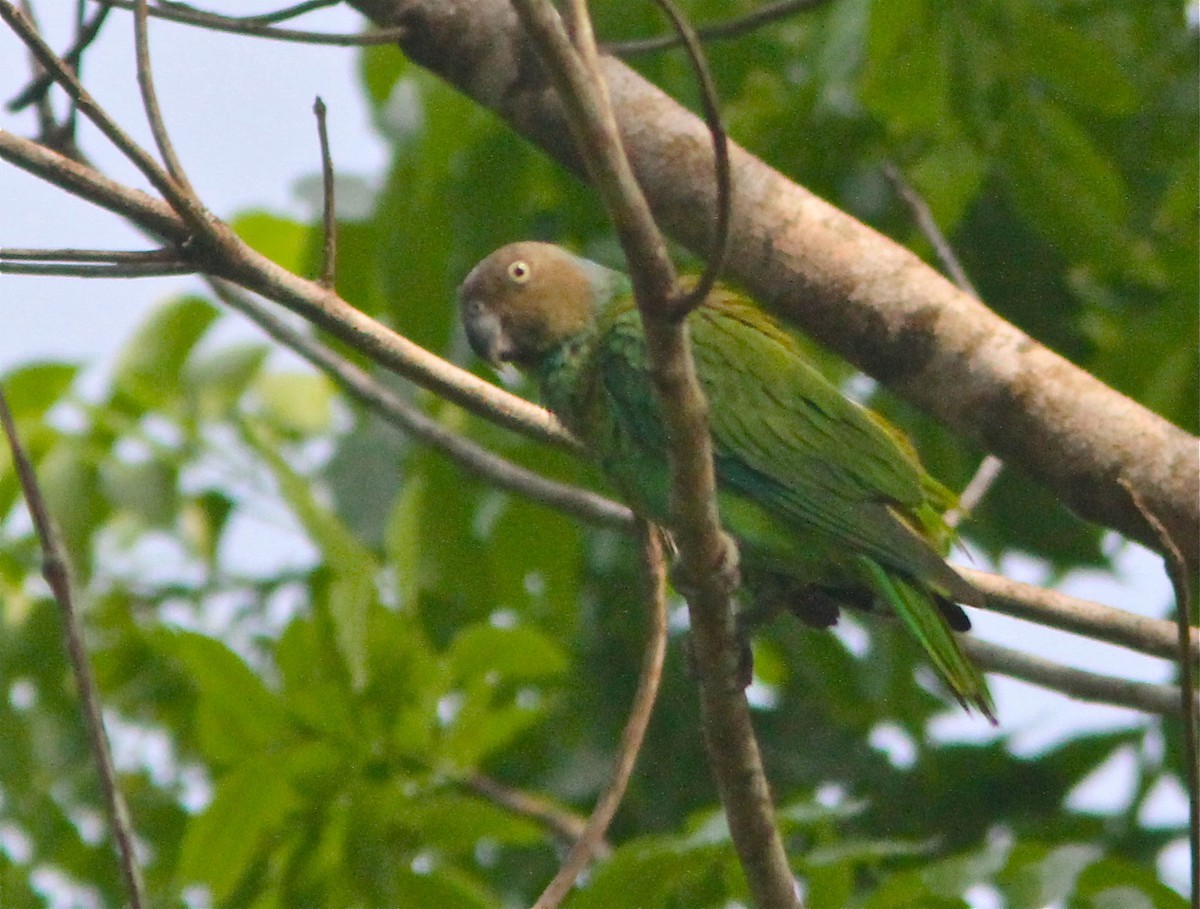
<box><xmin>507</xmin><ymin>260</ymin><xmax>531</xmax><ymax>284</ymax></box>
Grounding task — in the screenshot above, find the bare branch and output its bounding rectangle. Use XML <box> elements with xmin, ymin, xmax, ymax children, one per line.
<box><xmin>946</xmin><ymin>455</ymin><xmax>1004</xmax><ymax>528</ymax></box>
<box><xmin>0</xmin><ymin>385</ymin><xmax>147</xmax><ymax>908</ymax></box>
<box><xmin>1121</xmin><ymin>478</ymin><xmax>1198</xmax><ymax>896</ymax></box>
<box><xmin>648</xmin><ymin>0</ymin><xmax>731</xmax><ymax>311</ymax></box>
<box><xmin>532</xmin><ymin>521</ymin><xmax>667</xmax><ymax>909</ymax></box>
<box><xmin>312</xmin><ymin>96</ymin><xmax>336</xmax><ymax>288</ymax></box>
<box><xmin>0</xmin><ymin>0</ymin><xmax>210</xmax><ymax>233</ymax></box>
<box><xmin>0</xmin><ymin>245</ymin><xmax>193</xmax><ymax>275</ymax></box>
<box><xmin>164</xmin><ymin>0</ymin><xmax>340</xmax><ymax>26</ymax></box>
<box><xmin>132</xmin><ymin>0</ymin><xmax>194</xmax><ymax>193</ymax></box>
<box><xmin>963</xmin><ymin>637</ymin><xmax>1192</xmax><ymax>719</ymax></box>
<box><xmin>881</xmin><ymin>162</ymin><xmax>1004</xmax><ymax>527</ymax></box>
<box><xmin>89</xmin><ymin>0</ymin><xmax>409</xmax><ymax>45</ymax></box>
<box><xmin>0</xmin><ymin>259</ymin><xmax>194</xmax><ymax>276</ymax></box>
<box><xmin>882</xmin><ymin>161</ymin><xmax>980</xmax><ymax>299</ymax></box>
<box><xmin>606</xmin><ymin>0</ymin><xmax>833</xmax><ymax>57</ymax></box>
<box><xmin>963</xmin><ymin>568</ymin><xmax>1197</xmax><ymax>663</ymax></box>
<box><xmin>465</xmin><ymin>774</ymin><xmax>609</xmax><ymax>857</ymax></box>
<box><xmin>6</xmin><ymin>2</ymin><xmax>110</xmax><ymax>112</ymax></box>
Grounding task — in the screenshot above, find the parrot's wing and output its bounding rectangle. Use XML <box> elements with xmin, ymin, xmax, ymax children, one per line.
<box><xmin>597</xmin><ymin>299</ymin><xmax>979</xmax><ymax>605</ymax></box>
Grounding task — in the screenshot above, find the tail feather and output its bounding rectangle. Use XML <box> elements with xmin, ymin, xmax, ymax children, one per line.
<box><xmin>856</xmin><ymin>556</ymin><xmax>996</xmax><ymax>723</ymax></box>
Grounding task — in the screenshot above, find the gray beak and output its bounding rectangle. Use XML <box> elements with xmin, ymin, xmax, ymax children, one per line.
<box><xmin>460</xmin><ymin>297</ymin><xmax>510</xmax><ymax>367</ymax></box>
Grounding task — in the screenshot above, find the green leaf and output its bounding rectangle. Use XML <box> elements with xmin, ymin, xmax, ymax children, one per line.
<box><xmin>36</xmin><ymin>439</ymin><xmax>108</xmax><ymax>571</ymax></box>
<box><xmin>254</xmin><ymin>371</ymin><xmax>336</xmax><ymax>436</ymax></box>
<box><xmin>1011</xmin><ymin>10</ymin><xmax>1138</xmax><ymax>115</ymax></box>
<box><xmin>179</xmin><ymin>757</ymin><xmax>298</xmax><ymax>901</ymax></box>
<box><xmin>243</xmin><ymin>422</ymin><xmax>378</xmax><ymax>688</ymax></box>
<box><xmin>231</xmin><ymin>211</ymin><xmax>313</xmax><ymax>274</ymax></box>
<box><xmin>393</xmin><ymin>792</ymin><xmax>543</xmax><ymax>852</ymax></box>
<box><xmin>1002</xmin><ymin>96</ymin><xmax>1133</xmax><ymax>274</ymax></box>
<box><xmin>1</xmin><ymin>362</ymin><xmax>78</xmax><ymax>418</ymax></box>
<box><xmin>391</xmin><ymin>865</ymin><xmax>496</xmax><ymax>909</ymax></box>
<box><xmin>100</xmin><ymin>455</ymin><xmax>178</xmax><ymax>526</ymax></box>
<box><xmin>447</xmin><ymin>624</ymin><xmax>569</xmax><ymax>684</ymax></box>
<box><xmin>569</xmin><ymin>837</ymin><xmax>732</xmax><ymax>909</ymax></box>
<box><xmin>164</xmin><ymin>629</ymin><xmax>290</xmax><ymax>763</ymax></box>
<box><xmin>183</xmin><ymin>342</ymin><xmax>269</xmax><ymax>421</ymax></box>
<box><xmin>860</xmin><ymin>0</ymin><xmax>952</xmax><ymax>135</ymax></box>
<box><xmin>112</xmin><ymin>296</ymin><xmax>219</xmax><ymax>411</ymax></box>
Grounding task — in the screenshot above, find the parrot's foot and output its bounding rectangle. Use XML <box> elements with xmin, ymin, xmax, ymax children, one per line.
<box><xmin>668</xmin><ymin>530</ymin><xmax>741</xmax><ymax>602</ymax></box>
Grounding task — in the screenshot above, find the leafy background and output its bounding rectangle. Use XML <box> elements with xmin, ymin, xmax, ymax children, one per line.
<box><xmin>0</xmin><ymin>0</ymin><xmax>1195</xmax><ymax>906</ymax></box>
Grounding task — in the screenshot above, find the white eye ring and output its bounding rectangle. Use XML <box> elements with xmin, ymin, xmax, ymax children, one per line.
<box><xmin>507</xmin><ymin>260</ymin><xmax>531</xmax><ymax>284</ymax></box>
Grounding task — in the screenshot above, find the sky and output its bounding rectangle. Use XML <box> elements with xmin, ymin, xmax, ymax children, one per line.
<box><xmin>0</xmin><ymin>1</ymin><xmax>1189</xmax><ymax>899</ymax></box>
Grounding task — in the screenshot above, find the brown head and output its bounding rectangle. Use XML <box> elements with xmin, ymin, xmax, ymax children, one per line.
<box><xmin>457</xmin><ymin>242</ymin><xmax>625</xmax><ymax>371</ymax></box>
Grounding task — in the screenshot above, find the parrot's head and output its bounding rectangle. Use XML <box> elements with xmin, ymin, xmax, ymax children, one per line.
<box><xmin>458</xmin><ymin>242</ymin><xmax>624</xmax><ymax>372</ymax></box>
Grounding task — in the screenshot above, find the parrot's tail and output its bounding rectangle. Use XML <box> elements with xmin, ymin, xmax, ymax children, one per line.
<box><xmin>856</xmin><ymin>557</ymin><xmax>997</xmax><ymax>723</ymax></box>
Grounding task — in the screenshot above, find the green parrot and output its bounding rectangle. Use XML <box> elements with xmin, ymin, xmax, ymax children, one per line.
<box><xmin>458</xmin><ymin>241</ymin><xmax>995</xmax><ymax>720</ymax></box>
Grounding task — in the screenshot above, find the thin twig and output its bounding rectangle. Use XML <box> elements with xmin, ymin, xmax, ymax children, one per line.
<box><xmin>1120</xmin><ymin>478</ymin><xmax>1198</xmax><ymax>898</ymax></box>
<box><xmin>6</xmin><ymin>3</ymin><xmax>110</xmax><ymax>112</ymax></box>
<box><xmin>532</xmin><ymin>521</ymin><xmax>668</xmax><ymax>909</ymax></box>
<box><xmin>648</xmin><ymin>0</ymin><xmax>732</xmax><ymax>312</ymax></box>
<box><xmin>0</xmin><ymin>246</ymin><xmax>179</xmax><ymax>262</ymax></box>
<box><xmin>205</xmin><ymin>278</ymin><xmax>631</xmax><ymax>529</ymax></box>
<box><xmin>0</xmin><ymin>386</ymin><xmax>147</xmax><ymax>908</ymax></box>
<box><xmin>160</xmin><ymin>0</ymin><xmax>338</xmax><ymax>26</ymax></box>
<box><xmin>313</xmin><ymin>96</ymin><xmax>336</xmax><ymax>289</ymax></box>
<box><xmin>606</xmin><ymin>0</ymin><xmax>833</xmax><ymax>57</ymax></box>
<box><xmin>132</xmin><ymin>0</ymin><xmax>194</xmax><ymax>193</ymax></box>
<box><xmin>882</xmin><ymin>161</ymin><xmax>979</xmax><ymax>299</ymax></box>
<box><xmin>0</xmin><ymin>260</ymin><xmax>194</xmax><ymax>277</ymax></box>
<box><xmin>87</xmin><ymin>0</ymin><xmax>409</xmax><ymax>46</ymax></box>
<box><xmin>882</xmin><ymin>161</ymin><xmax>1004</xmax><ymax>527</ymax></box>
<box><xmin>946</xmin><ymin>454</ymin><xmax>1004</xmax><ymax>528</ymax></box>
<box><xmin>0</xmin><ymin>1</ymin><xmax>209</xmax><ymax>231</ymax></box>
<box><xmin>465</xmin><ymin>774</ymin><xmax>609</xmax><ymax>857</ymax></box>
<box><xmin>962</xmin><ymin>637</ymin><xmax>1192</xmax><ymax>719</ymax></box>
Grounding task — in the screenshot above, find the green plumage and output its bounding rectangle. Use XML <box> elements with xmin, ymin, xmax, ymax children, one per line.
<box><xmin>459</xmin><ymin>242</ymin><xmax>994</xmax><ymax>720</ymax></box>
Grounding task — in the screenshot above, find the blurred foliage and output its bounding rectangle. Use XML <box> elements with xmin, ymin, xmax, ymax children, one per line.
<box><xmin>0</xmin><ymin>0</ymin><xmax>1195</xmax><ymax>906</ymax></box>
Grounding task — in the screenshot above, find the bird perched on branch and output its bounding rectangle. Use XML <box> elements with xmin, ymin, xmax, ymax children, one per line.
<box><xmin>458</xmin><ymin>241</ymin><xmax>995</xmax><ymax>720</ymax></box>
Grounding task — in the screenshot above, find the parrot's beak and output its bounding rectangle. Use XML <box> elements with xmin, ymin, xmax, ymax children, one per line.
<box><xmin>459</xmin><ymin>297</ymin><xmax>513</xmax><ymax>367</ymax></box>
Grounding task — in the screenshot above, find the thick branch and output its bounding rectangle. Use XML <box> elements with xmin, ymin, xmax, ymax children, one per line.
<box><xmin>356</xmin><ymin>0</ymin><xmax>1199</xmax><ymax>568</ymax></box>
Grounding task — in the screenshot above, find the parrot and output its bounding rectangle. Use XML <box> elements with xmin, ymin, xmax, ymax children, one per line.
<box><xmin>458</xmin><ymin>241</ymin><xmax>995</xmax><ymax>720</ymax></box>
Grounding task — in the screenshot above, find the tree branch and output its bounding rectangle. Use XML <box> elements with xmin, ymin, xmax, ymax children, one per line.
<box><xmin>962</xmin><ymin>568</ymin><xmax>1197</xmax><ymax>663</ymax></box>
<box><xmin>0</xmin><ymin>385</ymin><xmax>148</xmax><ymax>908</ymax></box>
<box><xmin>464</xmin><ymin>773</ymin><xmax>609</xmax><ymax>857</ymax></box>
<box><xmin>510</xmin><ymin>2</ymin><xmax>800</xmax><ymax>905</ymax></box>
<box><xmin>962</xmin><ymin>637</ymin><xmax>1193</xmax><ymax>719</ymax></box>
<box><xmin>360</xmin><ymin>0</ymin><xmax>1199</xmax><ymax>569</ymax></box>
<box><xmin>0</xmin><ymin>129</ymin><xmax>573</xmax><ymax>451</ymax></box>
<box><xmin>532</xmin><ymin>521</ymin><xmax>667</xmax><ymax>909</ymax></box>
<box><xmin>89</xmin><ymin>0</ymin><xmax>409</xmax><ymax>46</ymax></box>
<box><xmin>605</xmin><ymin>0</ymin><xmax>834</xmax><ymax>57</ymax></box>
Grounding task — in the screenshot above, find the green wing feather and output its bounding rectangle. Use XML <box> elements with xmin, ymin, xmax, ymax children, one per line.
<box><xmin>546</xmin><ymin>287</ymin><xmax>993</xmax><ymax>716</ymax></box>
